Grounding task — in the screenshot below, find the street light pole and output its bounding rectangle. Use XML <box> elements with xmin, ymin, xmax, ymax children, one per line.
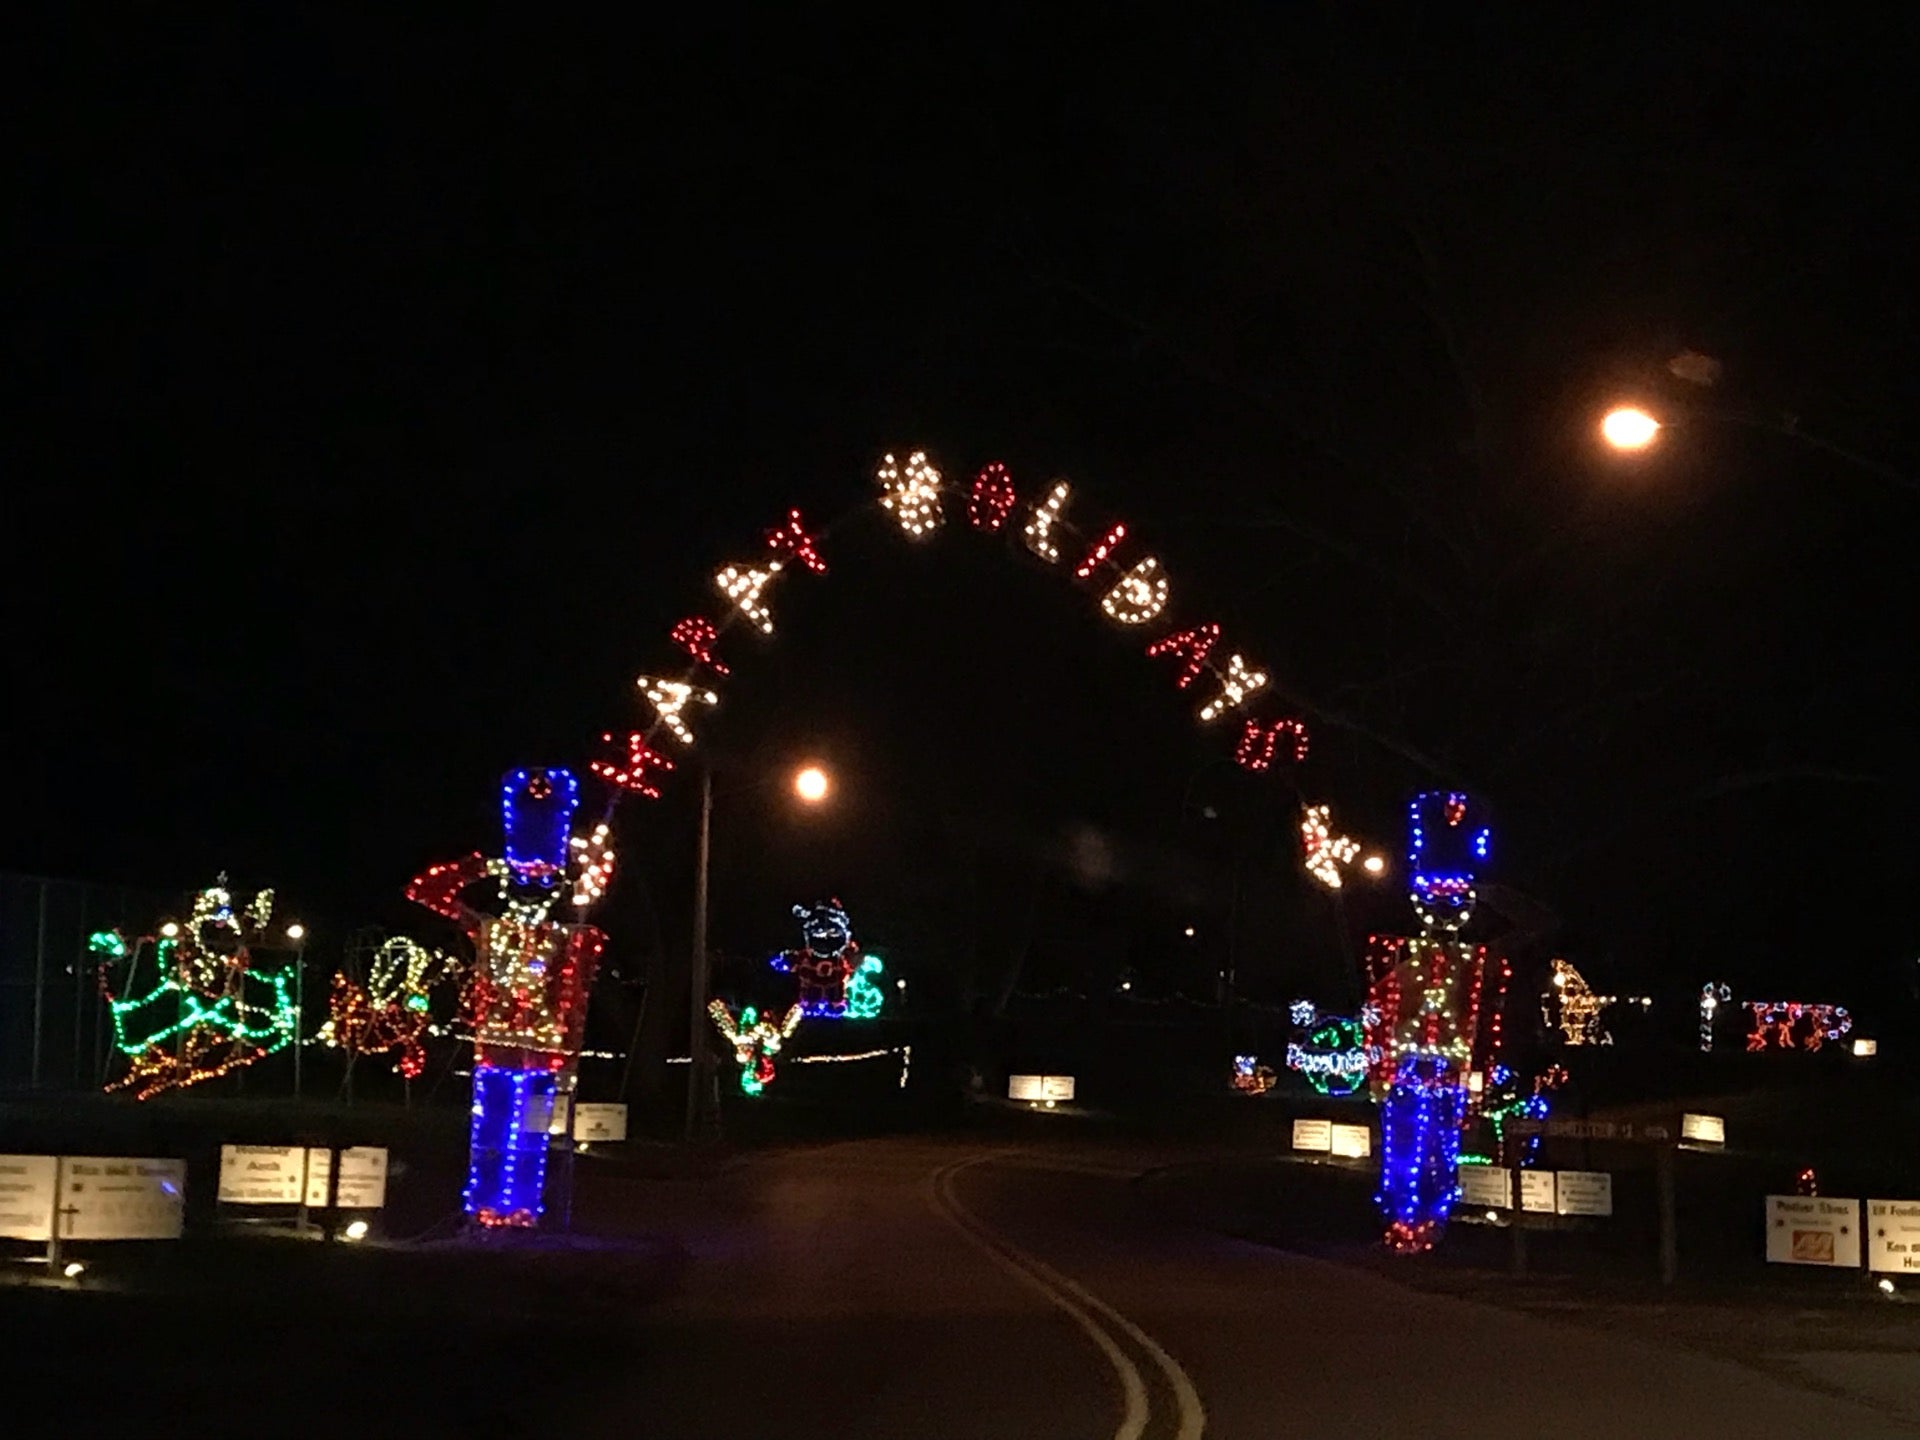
<box><xmin>685</xmin><ymin>762</ymin><xmax>716</xmax><ymax>1144</ymax></box>
<box><xmin>1601</xmin><ymin>401</ymin><xmax>1916</xmax><ymax>495</ymax></box>
<box><xmin>288</xmin><ymin>924</ymin><xmax>307</xmax><ymax>1101</ymax></box>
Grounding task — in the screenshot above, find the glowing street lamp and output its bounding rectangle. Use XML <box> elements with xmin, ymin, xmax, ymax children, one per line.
<box><xmin>690</xmin><ymin>760</ymin><xmax>835</xmax><ymax>1142</ymax></box>
<box><xmin>1601</xmin><ymin>406</ymin><xmax>1661</xmax><ymax>451</ymax></box>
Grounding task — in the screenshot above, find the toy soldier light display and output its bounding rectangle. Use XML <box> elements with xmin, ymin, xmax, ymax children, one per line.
<box><xmin>1367</xmin><ymin>791</ymin><xmax>1491</xmax><ymax>1253</ymax></box>
<box><xmin>406</xmin><ymin>768</ymin><xmax>610</xmax><ymax>1227</ymax></box>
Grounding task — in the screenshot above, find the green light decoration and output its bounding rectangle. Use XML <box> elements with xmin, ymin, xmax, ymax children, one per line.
<box><xmin>844</xmin><ymin>955</ymin><xmax>886</xmax><ymax>1020</ymax></box>
<box><xmin>1285</xmin><ymin>1014</ymin><xmax>1377</xmax><ymax>1097</ymax></box>
<box><xmin>93</xmin><ymin>881</ymin><xmax>302</xmax><ymax>1100</ymax></box>
<box><xmin>1460</xmin><ymin>1063</ymin><xmax>1563</xmax><ymax>1167</ymax></box>
<box><xmin>88</xmin><ymin>929</ymin><xmax>129</xmax><ymax>960</ymax></box>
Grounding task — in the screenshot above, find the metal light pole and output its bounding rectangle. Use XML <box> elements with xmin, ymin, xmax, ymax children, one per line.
<box><xmin>682</xmin><ymin>760</ymin><xmax>829</xmax><ymax>1144</ymax></box>
<box><xmin>1600</xmin><ymin>401</ymin><xmax>1917</xmax><ymax>494</ymax></box>
<box><xmin>685</xmin><ymin>763</ymin><xmax>716</xmax><ymax>1144</ymax></box>
<box><xmin>287</xmin><ymin>924</ymin><xmax>307</xmax><ymax>1101</ymax></box>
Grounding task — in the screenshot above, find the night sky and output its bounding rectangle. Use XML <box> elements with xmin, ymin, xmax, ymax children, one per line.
<box><xmin>12</xmin><ymin>12</ymin><xmax>1918</xmax><ymax>1023</ymax></box>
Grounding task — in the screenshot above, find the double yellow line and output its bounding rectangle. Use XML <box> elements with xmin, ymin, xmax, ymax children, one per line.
<box><xmin>927</xmin><ymin>1152</ymin><xmax>1206</xmax><ymax>1440</ymax></box>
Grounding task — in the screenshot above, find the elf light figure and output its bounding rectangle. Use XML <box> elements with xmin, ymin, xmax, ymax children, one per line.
<box><xmin>770</xmin><ymin>900</ymin><xmax>881</xmax><ymax>1019</ymax></box>
<box><xmin>1370</xmin><ymin>791</ymin><xmax>1490</xmax><ymax>1253</ymax></box>
<box><xmin>406</xmin><ymin>769</ymin><xmax>609</xmax><ymax>1228</ymax></box>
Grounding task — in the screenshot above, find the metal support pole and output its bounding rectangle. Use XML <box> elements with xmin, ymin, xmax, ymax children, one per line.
<box><xmin>292</xmin><ymin>939</ymin><xmax>305</xmax><ymax>1102</ymax></box>
<box><xmin>73</xmin><ymin>891</ymin><xmax>87</xmax><ymax>1088</ymax></box>
<box><xmin>324</xmin><ymin>1144</ymin><xmax>342</xmax><ymax>1242</ymax></box>
<box><xmin>1657</xmin><ymin>1145</ymin><xmax>1679</xmax><ymax>1286</ymax></box>
<box><xmin>1508</xmin><ymin>1151</ymin><xmax>1529</xmax><ymax>1276</ymax></box>
<box><xmin>31</xmin><ymin>882</ymin><xmax>49</xmax><ymax>1089</ymax></box>
<box><xmin>47</xmin><ymin>1157</ymin><xmax>64</xmax><ymax>1273</ymax></box>
<box><xmin>684</xmin><ymin>763</ymin><xmax>715</xmax><ymax>1144</ymax></box>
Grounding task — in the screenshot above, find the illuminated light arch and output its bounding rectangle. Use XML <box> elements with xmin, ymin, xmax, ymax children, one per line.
<box><xmin>409</xmin><ymin>447</ymin><xmax>1441</xmax><ymax>1229</ymax></box>
<box><xmin>589</xmin><ymin>454</ymin><xmax>1324</xmax><ymax>817</ymax></box>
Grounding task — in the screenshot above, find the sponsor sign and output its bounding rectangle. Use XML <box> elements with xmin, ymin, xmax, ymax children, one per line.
<box><xmin>304</xmin><ymin>1148</ymin><xmax>389</xmax><ymax>1210</ymax></box>
<box><xmin>0</xmin><ymin>1155</ymin><xmax>59</xmax><ymax>1241</ymax></box>
<box><xmin>1680</xmin><ymin>1113</ymin><xmax>1725</xmax><ymax>1145</ymax></box>
<box><xmin>218</xmin><ymin>1145</ymin><xmax>307</xmax><ymax>1205</ymax></box>
<box><xmin>1329</xmin><ymin>1123</ymin><xmax>1371</xmax><ymax>1159</ymax></box>
<box><xmin>1291</xmin><ymin>1118</ymin><xmax>1333</xmax><ymax>1153</ymax></box>
<box><xmin>1867</xmin><ymin>1200</ymin><xmax>1920</xmax><ymax>1275</ymax></box>
<box><xmin>1520</xmin><ymin>1170</ymin><xmax>1556</xmax><ymax>1214</ymax></box>
<box><xmin>60</xmin><ymin>1157</ymin><xmax>186</xmax><ymax>1240</ymax></box>
<box><xmin>1555</xmin><ymin>1170</ymin><xmax>1614</xmax><ymax>1217</ymax></box>
<box><xmin>1765</xmin><ymin>1195</ymin><xmax>1860</xmax><ymax>1267</ymax></box>
<box><xmin>573</xmin><ymin>1103</ymin><xmax>628</xmax><ymax>1143</ymax></box>
<box><xmin>1008</xmin><ymin>1074</ymin><xmax>1076</xmax><ymax>1102</ymax></box>
<box><xmin>1459</xmin><ymin>1166</ymin><xmax>1511</xmax><ymax>1211</ymax></box>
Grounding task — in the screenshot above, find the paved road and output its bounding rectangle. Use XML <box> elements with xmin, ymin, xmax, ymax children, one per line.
<box><xmin>577</xmin><ymin>1136</ymin><xmax>1920</xmax><ymax>1439</ymax></box>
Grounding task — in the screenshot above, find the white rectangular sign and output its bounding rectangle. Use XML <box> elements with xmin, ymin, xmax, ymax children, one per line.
<box><xmin>1766</xmin><ymin>1195</ymin><xmax>1861</xmax><ymax>1267</ymax></box>
<box><xmin>1680</xmin><ymin>1113</ymin><xmax>1725</xmax><ymax>1145</ymax></box>
<box><xmin>218</xmin><ymin>1145</ymin><xmax>307</xmax><ymax>1205</ymax></box>
<box><xmin>523</xmin><ymin>1090</ymin><xmax>556</xmax><ymax>1137</ymax></box>
<box><xmin>1009</xmin><ymin>1075</ymin><xmax>1075</xmax><ymax>1102</ymax></box>
<box><xmin>1555</xmin><ymin>1170</ymin><xmax>1614</xmax><ymax>1217</ymax></box>
<box><xmin>1521</xmin><ymin>1170</ymin><xmax>1556</xmax><ymax>1214</ymax></box>
<box><xmin>1291</xmin><ymin>1118</ymin><xmax>1333</xmax><ymax>1153</ymax></box>
<box><xmin>1329</xmin><ymin>1123</ymin><xmax>1371</xmax><ymax>1159</ymax></box>
<box><xmin>305</xmin><ymin>1148</ymin><xmax>389</xmax><ymax>1210</ymax></box>
<box><xmin>1868</xmin><ymin>1200</ymin><xmax>1920</xmax><ymax>1274</ymax></box>
<box><xmin>573</xmin><ymin>1103</ymin><xmax>628</xmax><ymax>1143</ymax></box>
<box><xmin>61</xmin><ymin>1157</ymin><xmax>185</xmax><ymax>1240</ymax></box>
<box><xmin>1459</xmin><ymin>1165</ymin><xmax>1511</xmax><ymax>1211</ymax></box>
<box><xmin>548</xmin><ymin>1093</ymin><xmax>573</xmax><ymax>1137</ymax></box>
<box><xmin>0</xmin><ymin>1155</ymin><xmax>58</xmax><ymax>1240</ymax></box>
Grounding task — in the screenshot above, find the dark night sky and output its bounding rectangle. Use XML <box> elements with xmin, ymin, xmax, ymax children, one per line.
<box><xmin>10</xmin><ymin>10</ymin><xmax>1919</xmax><ymax>1019</ymax></box>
